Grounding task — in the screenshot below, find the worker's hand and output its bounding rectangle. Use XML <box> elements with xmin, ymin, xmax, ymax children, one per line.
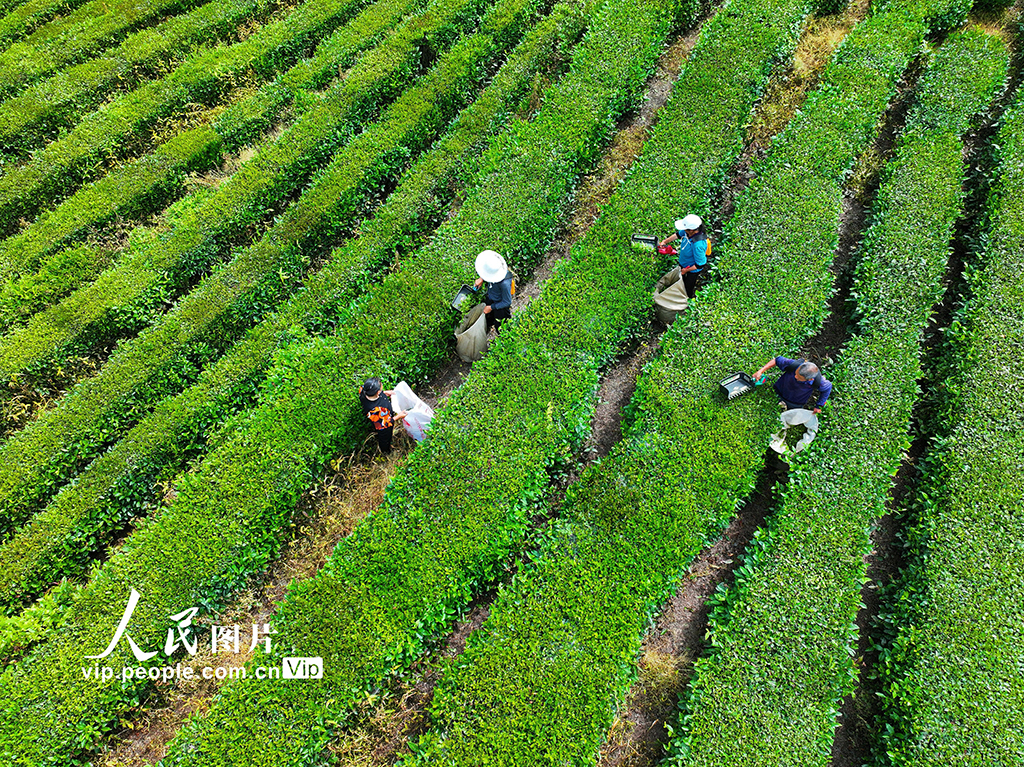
<box><xmin>813</xmin><ymin>408</ymin><xmax>821</xmax><ymax>414</ymax></box>
<box><xmin>473</xmin><ymin>277</ymin><xmax>483</xmax><ymax>288</ymax></box>
<box><xmin>395</xmin><ymin>410</ymin><xmax>407</xmax><ymax>420</ymax></box>
<box><xmin>483</xmin><ymin>305</ymin><xmax>492</xmax><ymax>314</ymax></box>
<box><xmin>384</xmin><ymin>390</ymin><xmax>393</xmax><ymax>396</ymax></box>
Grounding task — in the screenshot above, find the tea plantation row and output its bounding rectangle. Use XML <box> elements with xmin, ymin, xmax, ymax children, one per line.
<box><xmin>875</xmin><ymin>75</ymin><xmax>1024</xmax><ymax>766</ymax></box>
<box><xmin>0</xmin><ymin>0</ymin><xmax>686</xmax><ymax>761</ymax></box>
<box><xmin>669</xmin><ymin>26</ymin><xmax>1008</xmax><ymax>766</ymax></box>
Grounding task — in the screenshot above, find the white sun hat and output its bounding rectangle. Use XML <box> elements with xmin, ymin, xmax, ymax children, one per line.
<box><xmin>676</xmin><ymin>214</ymin><xmax>702</xmax><ymax>231</ymax></box>
<box><xmin>475</xmin><ymin>249</ymin><xmax>508</xmax><ymax>282</ymax></box>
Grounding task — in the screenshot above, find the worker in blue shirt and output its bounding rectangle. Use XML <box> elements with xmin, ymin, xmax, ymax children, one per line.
<box><xmin>472</xmin><ymin>249</ymin><xmax>513</xmax><ymax>332</ymax></box>
<box><xmin>755</xmin><ymin>356</ymin><xmax>832</xmax><ymax>414</ymax></box>
<box><xmin>659</xmin><ymin>213</ymin><xmax>710</xmax><ymax>297</ymax></box>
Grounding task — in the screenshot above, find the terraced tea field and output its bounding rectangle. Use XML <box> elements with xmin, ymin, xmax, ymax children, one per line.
<box><xmin>0</xmin><ymin>0</ymin><xmax>1019</xmax><ymax>763</ymax></box>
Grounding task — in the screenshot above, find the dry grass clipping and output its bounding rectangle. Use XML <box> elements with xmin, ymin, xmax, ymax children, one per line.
<box><xmin>598</xmin><ymin>650</ymin><xmax>693</xmax><ymax>767</ymax></box>
<box><xmin>746</xmin><ymin>0</ymin><xmax>871</xmax><ymax>149</ymax></box>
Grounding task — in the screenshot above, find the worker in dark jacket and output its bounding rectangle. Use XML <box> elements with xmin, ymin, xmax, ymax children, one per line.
<box><xmin>659</xmin><ymin>213</ymin><xmax>710</xmax><ymax>297</ymax></box>
<box><xmin>754</xmin><ymin>356</ymin><xmax>832</xmax><ymax>414</ymax></box>
<box><xmin>358</xmin><ymin>378</ymin><xmax>406</xmax><ymax>454</ymax></box>
<box><xmin>472</xmin><ymin>249</ymin><xmax>513</xmax><ymax>331</ymax></box>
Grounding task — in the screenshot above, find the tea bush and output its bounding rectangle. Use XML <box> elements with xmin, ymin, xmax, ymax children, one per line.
<box><xmin>669</xmin><ymin>27</ymin><xmax>1008</xmax><ymax>766</ymax></box>
<box><xmin>875</xmin><ymin>68</ymin><xmax>1024</xmax><ymax>767</ymax></box>
<box><xmin>0</xmin><ymin>0</ymin><xmax>586</xmax><ymax>614</ymax></box>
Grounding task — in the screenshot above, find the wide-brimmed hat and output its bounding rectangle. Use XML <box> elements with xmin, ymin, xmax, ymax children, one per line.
<box><xmin>475</xmin><ymin>249</ymin><xmax>508</xmax><ymax>282</ymax></box>
<box><xmin>675</xmin><ymin>214</ymin><xmax>702</xmax><ymax>231</ymax></box>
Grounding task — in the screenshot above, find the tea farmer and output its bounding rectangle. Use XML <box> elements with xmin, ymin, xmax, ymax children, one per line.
<box><xmin>659</xmin><ymin>213</ymin><xmax>710</xmax><ymax>297</ymax></box>
<box><xmin>358</xmin><ymin>377</ymin><xmax>406</xmax><ymax>454</ymax></box>
<box><xmin>754</xmin><ymin>356</ymin><xmax>832</xmax><ymax>414</ymax></box>
<box><xmin>472</xmin><ymin>249</ymin><xmax>513</xmax><ymax>332</ymax></box>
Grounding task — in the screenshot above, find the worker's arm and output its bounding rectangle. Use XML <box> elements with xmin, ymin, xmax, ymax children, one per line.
<box><xmin>474</xmin><ymin>277</ymin><xmax>491</xmax><ymax>312</ymax></box>
<box><xmin>812</xmin><ymin>377</ymin><xmax>832</xmax><ymax>414</ymax></box>
<box><xmin>754</xmin><ymin>358</ymin><xmax>777</xmax><ymax>379</ymax></box>
<box><xmin>660</xmin><ymin>232</ymin><xmax>680</xmax><ymax>248</ymax></box>
<box><xmin>380</xmin><ymin>391</ymin><xmax>406</xmax><ymax>419</ymax></box>
<box><xmin>694</xmin><ymin>239</ymin><xmax>708</xmax><ymax>268</ymax></box>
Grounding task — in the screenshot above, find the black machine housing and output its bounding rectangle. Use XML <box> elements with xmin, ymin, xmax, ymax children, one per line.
<box><xmin>719</xmin><ymin>371</ymin><xmax>758</xmax><ymax>401</ymax></box>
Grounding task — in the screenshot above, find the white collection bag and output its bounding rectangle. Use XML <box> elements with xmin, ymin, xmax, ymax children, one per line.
<box><xmin>769</xmin><ymin>408</ymin><xmax>819</xmax><ymax>454</ymax></box>
<box><xmin>390</xmin><ymin>381</ymin><xmax>434</xmax><ymax>442</ymax></box>
<box><xmin>455</xmin><ymin>303</ymin><xmax>489</xmax><ymax>362</ymax></box>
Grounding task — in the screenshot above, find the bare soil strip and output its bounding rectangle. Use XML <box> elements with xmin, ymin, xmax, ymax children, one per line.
<box><xmin>597</xmin><ymin>452</ymin><xmax>785</xmax><ymax>767</ymax></box>
<box><xmin>90</xmin><ymin>442</ymin><xmax>412</xmax><ymax>766</ymax></box>
<box><xmin>714</xmin><ymin>0</ymin><xmax>870</xmax><ymax>226</ymax></box>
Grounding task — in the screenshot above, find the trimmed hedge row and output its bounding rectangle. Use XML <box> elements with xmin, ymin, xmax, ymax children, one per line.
<box><xmin>0</xmin><ymin>0</ymin><xmax>93</xmax><ymax>47</ymax></box>
<box><xmin>0</xmin><ymin>0</ymin><xmax>490</xmax><ymax>377</ymax></box>
<box><xmin>664</xmin><ymin>27</ymin><xmax>1006</xmax><ymax>766</ymax></box>
<box><xmin>0</xmin><ymin>0</ymin><xmax>581</xmax><ymax>611</ymax></box>
<box><xmin>0</xmin><ymin>0</ymin><xmax>638</xmax><ymax>753</ymax></box>
<box><xmin>0</xmin><ymin>178</ymin><xmax>220</xmax><ymax>335</ymax></box>
<box><xmin>0</xmin><ymin>580</ymin><xmax>76</xmax><ymax>665</ymax></box>
<box><xmin>0</xmin><ymin>0</ymin><xmax>207</xmax><ymax>100</ymax></box>
<box><xmin>0</xmin><ymin>0</ymin><xmax>556</xmax><ymax>755</ymax></box>
<box><xmin>0</xmin><ymin>0</ymin><xmax>392</xmax><ymax>245</ymax></box>
<box><xmin>0</xmin><ymin>173</ymin><xmax>225</xmax><ymax>335</ymax></box>
<box><xmin>0</xmin><ymin>0</ymin><xmax>435</xmax><ymax>334</ymax></box>
<box><xmin>874</xmin><ymin>73</ymin><xmax>1024</xmax><ymax>767</ymax></box>
<box><xmin>155</xmin><ymin>0</ymin><xmax>708</xmax><ymax>763</ymax></box>
<box><xmin>0</xmin><ymin>0</ymin><xmax>519</xmax><ymax>545</ymax></box>
<box><xmin>0</xmin><ymin>0</ymin><xmax>688</xmax><ymax>762</ymax></box>
<box><xmin>0</xmin><ymin>244</ymin><xmax>117</xmax><ymax>331</ymax></box>
<box><xmin>0</xmin><ymin>0</ymin><xmax>266</xmax><ymax>159</ymax></box>
<box><xmin>404</xmin><ymin>0</ymin><xmax>974</xmax><ymax>762</ymax></box>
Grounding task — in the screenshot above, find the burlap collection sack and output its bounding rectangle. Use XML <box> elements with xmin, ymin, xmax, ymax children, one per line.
<box><xmin>455</xmin><ymin>303</ymin><xmax>489</xmax><ymax>362</ymax></box>
<box><xmin>653</xmin><ymin>266</ymin><xmax>689</xmax><ymax>324</ymax></box>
